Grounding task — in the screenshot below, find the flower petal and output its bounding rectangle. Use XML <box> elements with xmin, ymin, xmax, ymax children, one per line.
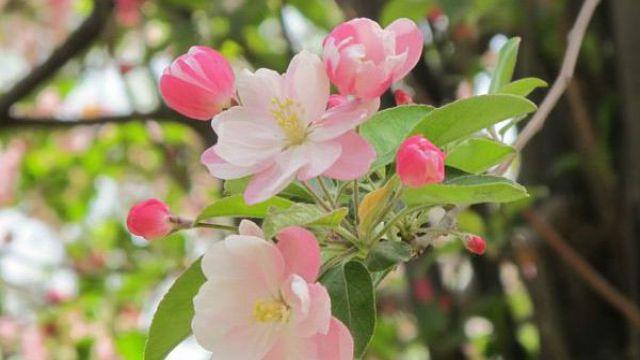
<box><xmin>314</xmin><ymin>317</ymin><xmax>354</xmax><ymax>360</ymax></box>
<box><xmin>296</xmin><ymin>141</ymin><xmax>342</xmax><ymax>181</ymax></box>
<box><xmin>200</xmin><ymin>146</ymin><xmax>264</xmax><ymax>179</ymax></box>
<box><xmin>276</xmin><ymin>226</ymin><xmax>321</xmax><ymax>282</ymax></box>
<box><xmin>239</xmin><ymin>219</ymin><xmax>265</xmax><ymax>238</ymax></box>
<box><xmin>386</xmin><ymin>18</ymin><xmax>424</xmax><ymax>81</ymax></box>
<box><xmin>323</xmin><ymin>131</ymin><xmax>376</xmax><ymax>180</ymax></box>
<box><xmin>309</xmin><ymin>98</ymin><xmax>379</xmax><ymax>142</ymax></box>
<box><xmin>237</xmin><ymin>68</ymin><xmax>285</xmax><ymax>111</ymax></box>
<box><xmin>285</xmin><ymin>50</ymin><xmax>330</xmax><ymax>124</ymax></box>
<box><xmin>244</xmin><ymin>149</ymin><xmax>307</xmax><ymax>204</ymax></box>
<box><xmin>293</xmin><ymin>283</ymin><xmax>331</xmax><ymax>337</ymax></box>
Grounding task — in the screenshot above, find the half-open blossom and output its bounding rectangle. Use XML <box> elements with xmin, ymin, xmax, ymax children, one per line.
<box><xmin>323</xmin><ymin>18</ymin><xmax>423</xmax><ymax>100</ymax></box>
<box><xmin>201</xmin><ymin>50</ymin><xmax>378</xmax><ymax>204</ymax></box>
<box><xmin>192</xmin><ymin>221</ymin><xmax>353</xmax><ymax>359</ymax></box>
<box><xmin>160</xmin><ymin>46</ymin><xmax>235</xmax><ymax>121</ymax></box>
<box><xmin>394</xmin><ymin>89</ymin><xmax>414</xmax><ymax>105</ymax></box>
<box><xmin>396</xmin><ymin>135</ymin><xmax>445</xmax><ymax>187</ymax></box>
<box><xmin>465</xmin><ymin>235</ymin><xmax>486</xmax><ymax>255</ymax></box>
<box><xmin>126</xmin><ymin>199</ymin><xmax>172</xmax><ymax>240</ymax></box>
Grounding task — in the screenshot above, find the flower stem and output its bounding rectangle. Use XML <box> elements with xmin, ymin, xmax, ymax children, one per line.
<box><xmin>302</xmin><ymin>181</ymin><xmax>332</xmax><ymax>212</ymax></box>
<box><xmin>352</xmin><ymin>180</ymin><xmax>359</xmax><ymax>233</ymax></box>
<box><xmin>193</xmin><ymin>222</ymin><xmax>238</xmax><ymax>232</ymax></box>
<box><xmin>371</xmin><ymin>203</ymin><xmax>432</xmax><ymax>243</ymax></box>
<box><xmin>317</xmin><ymin>177</ymin><xmax>337</xmax><ymax>209</ymax></box>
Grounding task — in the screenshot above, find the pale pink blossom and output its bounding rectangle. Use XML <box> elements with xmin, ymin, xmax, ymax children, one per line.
<box><xmin>201</xmin><ymin>50</ymin><xmax>378</xmax><ymax>204</ymax></box>
<box><xmin>160</xmin><ymin>46</ymin><xmax>235</xmax><ymax>120</ymax></box>
<box><xmin>323</xmin><ymin>18</ymin><xmax>423</xmax><ymax>100</ymax></box>
<box><xmin>192</xmin><ymin>221</ymin><xmax>354</xmax><ymax>359</ymax></box>
<box><xmin>126</xmin><ymin>199</ymin><xmax>172</xmax><ymax>240</ymax></box>
<box><xmin>396</xmin><ymin>135</ymin><xmax>445</xmax><ymax>187</ymax></box>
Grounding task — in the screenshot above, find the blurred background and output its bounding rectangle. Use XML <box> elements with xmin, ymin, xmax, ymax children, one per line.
<box><xmin>0</xmin><ymin>0</ymin><xmax>638</xmax><ymax>359</ymax></box>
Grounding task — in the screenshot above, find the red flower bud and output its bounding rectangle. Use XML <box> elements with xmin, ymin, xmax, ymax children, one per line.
<box><xmin>465</xmin><ymin>235</ymin><xmax>486</xmax><ymax>255</ymax></box>
<box><xmin>126</xmin><ymin>199</ymin><xmax>172</xmax><ymax>240</ymax></box>
<box><xmin>394</xmin><ymin>89</ymin><xmax>414</xmax><ymax>105</ymax></box>
<box><xmin>396</xmin><ymin>135</ymin><xmax>445</xmax><ymax>188</ymax></box>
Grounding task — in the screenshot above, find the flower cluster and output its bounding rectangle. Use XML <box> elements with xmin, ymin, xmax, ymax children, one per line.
<box><xmin>129</xmin><ymin>16</ymin><xmax>501</xmax><ymax>360</ymax></box>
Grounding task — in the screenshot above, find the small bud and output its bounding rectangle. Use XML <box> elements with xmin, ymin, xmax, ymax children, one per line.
<box><xmin>465</xmin><ymin>235</ymin><xmax>486</xmax><ymax>255</ymax></box>
<box><xmin>126</xmin><ymin>199</ymin><xmax>172</xmax><ymax>240</ymax></box>
<box><xmin>160</xmin><ymin>46</ymin><xmax>235</xmax><ymax>120</ymax></box>
<box><xmin>394</xmin><ymin>89</ymin><xmax>414</xmax><ymax>105</ymax></box>
<box><xmin>396</xmin><ymin>135</ymin><xmax>445</xmax><ymax>188</ymax></box>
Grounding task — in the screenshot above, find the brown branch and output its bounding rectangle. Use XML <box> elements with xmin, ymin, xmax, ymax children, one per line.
<box><xmin>494</xmin><ymin>0</ymin><xmax>601</xmax><ymax>174</ymax></box>
<box><xmin>523</xmin><ymin>209</ymin><xmax>640</xmax><ymax>329</ymax></box>
<box><xmin>0</xmin><ymin>109</ymin><xmax>186</xmax><ymax>129</ymax></box>
<box><xmin>0</xmin><ymin>0</ymin><xmax>114</xmax><ymax>117</ymax></box>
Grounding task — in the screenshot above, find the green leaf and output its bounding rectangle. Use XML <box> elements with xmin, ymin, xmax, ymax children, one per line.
<box><xmin>366</xmin><ymin>241</ymin><xmax>413</xmax><ymax>272</ymax></box>
<box><xmin>196</xmin><ymin>195</ymin><xmax>293</xmax><ymax>221</ymax></box>
<box><xmin>498</xmin><ymin>77</ymin><xmax>548</xmax><ymax>97</ymax></box>
<box><xmin>262</xmin><ymin>203</ymin><xmax>348</xmax><ymax>239</ymax></box>
<box><xmin>445</xmin><ymin>138</ymin><xmax>515</xmax><ymax>174</ymax></box>
<box><xmin>489</xmin><ymin>37</ymin><xmax>520</xmax><ymax>93</ymax></box>
<box><xmin>361</xmin><ymin>105</ymin><xmax>434</xmax><ymax>169</ymax></box>
<box><xmin>410</xmin><ymin>94</ymin><xmax>536</xmax><ymax>146</ymax></box>
<box><xmin>402</xmin><ymin>175</ymin><xmax>529</xmax><ymax>206</ymax></box>
<box><xmin>320</xmin><ymin>261</ymin><xmax>375</xmax><ymax>357</ymax></box>
<box><xmin>288</xmin><ymin>0</ymin><xmax>343</xmax><ymax>29</ymax></box>
<box><xmin>380</xmin><ymin>0</ymin><xmax>433</xmax><ymax>26</ymax></box>
<box><xmin>144</xmin><ymin>259</ymin><xmax>205</xmax><ymax>360</ymax></box>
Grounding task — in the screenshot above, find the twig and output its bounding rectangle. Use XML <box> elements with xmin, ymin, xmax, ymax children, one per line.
<box><xmin>494</xmin><ymin>0</ymin><xmax>601</xmax><ymax>174</ymax></box>
<box><xmin>523</xmin><ymin>209</ymin><xmax>640</xmax><ymax>329</ymax></box>
<box><xmin>0</xmin><ymin>0</ymin><xmax>114</xmax><ymax>117</ymax></box>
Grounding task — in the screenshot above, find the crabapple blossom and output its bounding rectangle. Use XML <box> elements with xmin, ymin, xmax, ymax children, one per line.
<box><xmin>394</xmin><ymin>89</ymin><xmax>414</xmax><ymax>105</ymax></box>
<box><xmin>396</xmin><ymin>135</ymin><xmax>445</xmax><ymax>188</ymax></box>
<box><xmin>160</xmin><ymin>46</ymin><xmax>235</xmax><ymax>120</ymax></box>
<box><xmin>192</xmin><ymin>221</ymin><xmax>353</xmax><ymax>359</ymax></box>
<box><xmin>126</xmin><ymin>199</ymin><xmax>172</xmax><ymax>241</ymax></box>
<box><xmin>323</xmin><ymin>18</ymin><xmax>423</xmax><ymax>100</ymax></box>
<box><xmin>465</xmin><ymin>235</ymin><xmax>487</xmax><ymax>255</ymax></box>
<box><xmin>201</xmin><ymin>50</ymin><xmax>378</xmax><ymax>204</ymax></box>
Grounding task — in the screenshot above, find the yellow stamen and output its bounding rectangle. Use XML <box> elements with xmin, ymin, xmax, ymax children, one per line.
<box><xmin>252</xmin><ymin>298</ymin><xmax>290</xmax><ymax>323</ymax></box>
<box><xmin>270</xmin><ymin>98</ymin><xmax>306</xmax><ymax>145</ymax></box>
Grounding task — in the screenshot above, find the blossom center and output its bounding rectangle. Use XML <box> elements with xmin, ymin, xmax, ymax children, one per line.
<box><xmin>270</xmin><ymin>98</ymin><xmax>306</xmax><ymax>146</ymax></box>
<box><xmin>252</xmin><ymin>298</ymin><xmax>290</xmax><ymax>323</ymax></box>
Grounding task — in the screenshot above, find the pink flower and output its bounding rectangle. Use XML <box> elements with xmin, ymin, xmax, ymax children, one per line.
<box><xmin>116</xmin><ymin>0</ymin><xmax>144</xmax><ymax>26</ymax></box>
<box><xmin>396</xmin><ymin>135</ymin><xmax>445</xmax><ymax>188</ymax></box>
<box><xmin>160</xmin><ymin>46</ymin><xmax>235</xmax><ymax>121</ymax></box>
<box><xmin>323</xmin><ymin>18</ymin><xmax>423</xmax><ymax>100</ymax></box>
<box><xmin>394</xmin><ymin>89</ymin><xmax>414</xmax><ymax>105</ymax></box>
<box><xmin>126</xmin><ymin>199</ymin><xmax>172</xmax><ymax>240</ymax></box>
<box><xmin>465</xmin><ymin>235</ymin><xmax>486</xmax><ymax>255</ymax></box>
<box><xmin>192</xmin><ymin>221</ymin><xmax>354</xmax><ymax>359</ymax></box>
<box><xmin>201</xmin><ymin>50</ymin><xmax>378</xmax><ymax>204</ymax></box>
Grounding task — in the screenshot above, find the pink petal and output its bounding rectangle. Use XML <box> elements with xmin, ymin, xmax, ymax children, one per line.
<box><xmin>244</xmin><ymin>149</ymin><xmax>307</xmax><ymax>204</ymax></box>
<box><xmin>263</xmin><ymin>332</ymin><xmax>316</xmax><ymax>360</ymax></box>
<box><xmin>236</xmin><ymin>68</ymin><xmax>285</xmax><ymax>111</ymax></box>
<box><xmin>276</xmin><ymin>226</ymin><xmax>321</xmax><ymax>282</ymax></box>
<box><xmin>296</xmin><ymin>141</ymin><xmax>342</xmax><ymax>181</ymax></box>
<box><xmin>309</xmin><ymin>98</ymin><xmax>380</xmax><ymax>142</ymax></box>
<box><xmin>239</xmin><ymin>219</ymin><xmax>265</xmax><ymax>238</ymax></box>
<box><xmin>293</xmin><ymin>283</ymin><xmax>332</xmax><ymax>337</ymax></box>
<box><xmin>386</xmin><ymin>18</ymin><xmax>424</xmax><ymax>82</ymax></box>
<box><xmin>285</xmin><ymin>50</ymin><xmax>330</xmax><ymax>124</ymax></box>
<box><xmin>200</xmin><ymin>146</ymin><xmax>263</xmax><ymax>179</ymax></box>
<box><xmin>314</xmin><ymin>317</ymin><xmax>354</xmax><ymax>360</ymax></box>
<box><xmin>323</xmin><ymin>131</ymin><xmax>376</xmax><ymax>180</ymax></box>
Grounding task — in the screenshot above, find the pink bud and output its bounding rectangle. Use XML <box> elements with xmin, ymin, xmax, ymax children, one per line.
<box><xmin>126</xmin><ymin>199</ymin><xmax>172</xmax><ymax>240</ymax></box>
<box><xmin>323</xmin><ymin>18</ymin><xmax>423</xmax><ymax>100</ymax></box>
<box><xmin>465</xmin><ymin>235</ymin><xmax>486</xmax><ymax>255</ymax></box>
<box><xmin>394</xmin><ymin>89</ymin><xmax>414</xmax><ymax>105</ymax></box>
<box><xmin>160</xmin><ymin>46</ymin><xmax>235</xmax><ymax>120</ymax></box>
<box><xmin>396</xmin><ymin>135</ymin><xmax>445</xmax><ymax>187</ymax></box>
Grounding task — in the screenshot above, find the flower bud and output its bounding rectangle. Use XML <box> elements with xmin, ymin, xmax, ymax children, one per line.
<box><xmin>394</xmin><ymin>89</ymin><xmax>414</xmax><ymax>105</ymax></box>
<box><xmin>160</xmin><ymin>46</ymin><xmax>235</xmax><ymax>120</ymax></box>
<box><xmin>465</xmin><ymin>235</ymin><xmax>486</xmax><ymax>255</ymax></box>
<box><xmin>126</xmin><ymin>199</ymin><xmax>172</xmax><ymax>240</ymax></box>
<box><xmin>323</xmin><ymin>18</ymin><xmax>423</xmax><ymax>100</ymax></box>
<box><xmin>396</xmin><ymin>135</ymin><xmax>445</xmax><ymax>187</ymax></box>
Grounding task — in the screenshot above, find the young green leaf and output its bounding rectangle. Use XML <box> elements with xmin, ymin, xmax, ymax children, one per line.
<box><xmin>366</xmin><ymin>241</ymin><xmax>413</xmax><ymax>272</ymax></box>
<box><xmin>196</xmin><ymin>195</ymin><xmax>293</xmax><ymax>221</ymax></box>
<box><xmin>402</xmin><ymin>175</ymin><xmax>529</xmax><ymax>206</ymax></box>
<box><xmin>498</xmin><ymin>77</ymin><xmax>548</xmax><ymax>97</ymax></box>
<box><xmin>360</xmin><ymin>105</ymin><xmax>434</xmax><ymax>169</ymax></box>
<box><xmin>445</xmin><ymin>138</ymin><xmax>515</xmax><ymax>174</ymax></box>
<box><xmin>357</xmin><ymin>178</ymin><xmax>398</xmax><ymax>236</ymax></box>
<box><xmin>144</xmin><ymin>259</ymin><xmax>205</xmax><ymax>360</ymax></box>
<box><xmin>410</xmin><ymin>94</ymin><xmax>536</xmax><ymax>146</ymax></box>
<box><xmin>320</xmin><ymin>261</ymin><xmax>376</xmax><ymax>357</ymax></box>
<box><xmin>489</xmin><ymin>37</ymin><xmax>520</xmax><ymax>93</ymax></box>
<box><xmin>262</xmin><ymin>203</ymin><xmax>348</xmax><ymax>239</ymax></box>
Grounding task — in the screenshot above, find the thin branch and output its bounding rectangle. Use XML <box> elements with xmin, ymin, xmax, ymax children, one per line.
<box><xmin>0</xmin><ymin>0</ymin><xmax>114</xmax><ymax>117</ymax></box>
<box><xmin>523</xmin><ymin>209</ymin><xmax>640</xmax><ymax>329</ymax></box>
<box><xmin>494</xmin><ymin>0</ymin><xmax>601</xmax><ymax>174</ymax></box>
